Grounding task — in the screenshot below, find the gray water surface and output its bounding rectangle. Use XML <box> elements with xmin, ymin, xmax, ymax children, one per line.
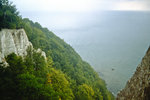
<box><xmin>55</xmin><ymin>11</ymin><xmax>150</xmax><ymax>95</ymax></box>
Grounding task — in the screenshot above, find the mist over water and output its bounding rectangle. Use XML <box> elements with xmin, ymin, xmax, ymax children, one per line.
<box><xmin>55</xmin><ymin>11</ymin><xmax>150</xmax><ymax>95</ymax></box>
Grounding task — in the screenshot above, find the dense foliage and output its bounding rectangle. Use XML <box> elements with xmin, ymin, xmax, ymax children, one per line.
<box><xmin>0</xmin><ymin>51</ymin><xmax>73</xmax><ymax>100</ymax></box>
<box><xmin>0</xmin><ymin>0</ymin><xmax>114</xmax><ymax>100</ymax></box>
<box><xmin>0</xmin><ymin>0</ymin><xmax>23</xmax><ymax>29</ymax></box>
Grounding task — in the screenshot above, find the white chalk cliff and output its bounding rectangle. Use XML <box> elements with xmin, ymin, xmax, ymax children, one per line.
<box><xmin>0</xmin><ymin>29</ymin><xmax>46</xmax><ymax>63</ymax></box>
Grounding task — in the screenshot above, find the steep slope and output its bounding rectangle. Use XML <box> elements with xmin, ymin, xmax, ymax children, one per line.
<box><xmin>22</xmin><ymin>18</ymin><xmax>114</xmax><ymax>100</ymax></box>
<box><xmin>0</xmin><ymin>0</ymin><xmax>114</xmax><ymax>99</ymax></box>
<box><xmin>117</xmin><ymin>47</ymin><xmax>150</xmax><ymax>100</ymax></box>
<box><xmin>0</xmin><ymin>29</ymin><xmax>74</xmax><ymax>100</ymax></box>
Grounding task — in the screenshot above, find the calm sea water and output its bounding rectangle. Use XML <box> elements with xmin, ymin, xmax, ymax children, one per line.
<box><xmin>55</xmin><ymin>11</ymin><xmax>150</xmax><ymax>95</ymax></box>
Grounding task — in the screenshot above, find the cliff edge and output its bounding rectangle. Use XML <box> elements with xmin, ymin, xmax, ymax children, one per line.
<box><xmin>0</xmin><ymin>29</ymin><xmax>46</xmax><ymax>63</ymax></box>
<box><xmin>117</xmin><ymin>47</ymin><xmax>150</xmax><ymax>100</ymax></box>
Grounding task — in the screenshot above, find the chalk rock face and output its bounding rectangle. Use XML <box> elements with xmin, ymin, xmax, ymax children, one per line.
<box><xmin>37</xmin><ymin>48</ymin><xmax>46</xmax><ymax>60</ymax></box>
<box><xmin>0</xmin><ymin>29</ymin><xmax>33</xmax><ymax>62</ymax></box>
<box><xmin>117</xmin><ymin>47</ymin><xmax>150</xmax><ymax>100</ymax></box>
<box><xmin>0</xmin><ymin>29</ymin><xmax>47</xmax><ymax>63</ymax></box>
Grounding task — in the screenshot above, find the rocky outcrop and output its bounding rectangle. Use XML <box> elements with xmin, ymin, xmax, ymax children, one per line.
<box><xmin>117</xmin><ymin>47</ymin><xmax>150</xmax><ymax>100</ymax></box>
<box><xmin>0</xmin><ymin>29</ymin><xmax>46</xmax><ymax>63</ymax></box>
<box><xmin>36</xmin><ymin>48</ymin><xmax>46</xmax><ymax>59</ymax></box>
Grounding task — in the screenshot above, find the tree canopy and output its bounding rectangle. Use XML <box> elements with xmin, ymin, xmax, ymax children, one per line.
<box><xmin>0</xmin><ymin>0</ymin><xmax>115</xmax><ymax>100</ymax></box>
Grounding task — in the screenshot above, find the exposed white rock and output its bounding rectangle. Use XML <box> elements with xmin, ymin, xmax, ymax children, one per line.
<box><xmin>0</xmin><ymin>29</ymin><xmax>46</xmax><ymax>64</ymax></box>
<box><xmin>0</xmin><ymin>29</ymin><xmax>33</xmax><ymax>58</ymax></box>
<box><xmin>37</xmin><ymin>48</ymin><xmax>47</xmax><ymax>59</ymax></box>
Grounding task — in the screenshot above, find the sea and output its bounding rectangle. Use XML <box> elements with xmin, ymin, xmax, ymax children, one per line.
<box><xmin>55</xmin><ymin>11</ymin><xmax>150</xmax><ymax>96</ymax></box>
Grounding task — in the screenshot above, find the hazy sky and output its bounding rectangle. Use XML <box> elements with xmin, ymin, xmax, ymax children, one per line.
<box><xmin>11</xmin><ymin>0</ymin><xmax>150</xmax><ymax>12</ymax></box>
<box><xmin>10</xmin><ymin>0</ymin><xmax>150</xmax><ymax>33</ymax></box>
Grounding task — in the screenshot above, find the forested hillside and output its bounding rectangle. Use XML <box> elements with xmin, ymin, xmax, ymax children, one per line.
<box><xmin>0</xmin><ymin>0</ymin><xmax>114</xmax><ymax>100</ymax></box>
